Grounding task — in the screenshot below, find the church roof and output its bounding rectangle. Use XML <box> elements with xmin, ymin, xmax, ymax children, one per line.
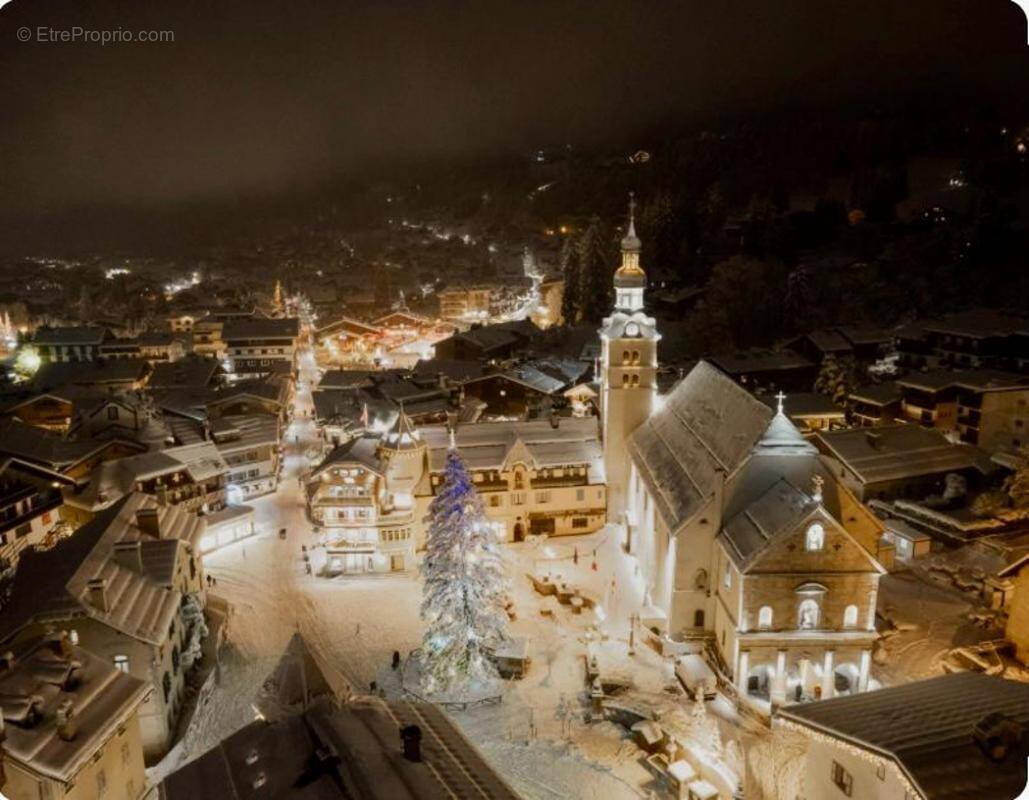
<box><xmin>627</xmin><ymin>361</ymin><xmax>773</xmax><ymax>532</ymax></box>
<box><xmin>720</xmin><ymin>477</ymin><xmax>814</xmax><ymax>567</ymax></box>
<box><xmin>752</xmin><ymin>409</ymin><xmax>819</xmax><ymax>455</ymax></box>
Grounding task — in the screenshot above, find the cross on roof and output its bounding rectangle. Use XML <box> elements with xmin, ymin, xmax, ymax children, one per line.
<box><xmin>775</xmin><ymin>390</ymin><xmax>787</xmax><ymax>414</ymax></box>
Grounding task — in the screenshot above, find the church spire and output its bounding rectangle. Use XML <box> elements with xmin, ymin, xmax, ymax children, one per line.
<box><xmin>613</xmin><ymin>193</ymin><xmax>645</xmax><ymax>311</ymax></box>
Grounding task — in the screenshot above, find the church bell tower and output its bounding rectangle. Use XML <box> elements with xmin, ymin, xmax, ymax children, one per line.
<box><xmin>599</xmin><ymin>195</ymin><xmax>660</xmax><ymax>518</ymax></box>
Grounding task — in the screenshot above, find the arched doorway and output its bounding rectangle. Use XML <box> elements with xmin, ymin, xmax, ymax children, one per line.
<box><xmin>693</xmin><ymin>609</ymin><xmax>705</xmax><ymax>628</ymax></box>
<box><xmin>834</xmin><ymin>663</ymin><xmax>860</xmax><ymax>695</ymax></box>
<box><xmin>513</xmin><ymin>521</ymin><xmax>525</xmax><ymax>542</ymax></box>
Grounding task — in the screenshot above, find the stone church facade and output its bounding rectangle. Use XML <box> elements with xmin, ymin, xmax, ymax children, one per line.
<box><xmin>601</xmin><ymin>201</ymin><xmax>887</xmax><ymax>707</ymax></box>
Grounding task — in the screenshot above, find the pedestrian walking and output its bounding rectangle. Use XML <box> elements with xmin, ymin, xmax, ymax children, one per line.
<box><xmin>573</xmin><ymin>547</ymin><xmax>579</xmax><ymax>566</ymax></box>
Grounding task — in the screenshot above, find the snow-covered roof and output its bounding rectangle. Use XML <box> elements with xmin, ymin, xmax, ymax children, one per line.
<box><xmin>0</xmin><ymin>494</ymin><xmax>200</xmax><ymax>646</ymax></box>
<box><xmin>420</xmin><ymin>417</ymin><xmax>602</xmax><ymax>473</ymax></box>
<box><xmin>777</xmin><ymin>673</ymin><xmax>1029</xmax><ymax>800</ymax></box>
<box><xmin>813</xmin><ymin>425</ymin><xmax>995</xmax><ymax>484</ymax></box>
<box><xmin>0</xmin><ymin>633</ymin><xmax>148</xmax><ymax>783</ymax></box>
<box><xmin>626</xmin><ymin>361</ymin><xmax>773</xmax><ymax>532</ymax></box>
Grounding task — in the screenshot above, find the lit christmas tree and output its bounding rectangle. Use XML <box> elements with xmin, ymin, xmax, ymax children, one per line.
<box><xmin>420</xmin><ymin>448</ymin><xmax>508</xmax><ymax>694</ymax></box>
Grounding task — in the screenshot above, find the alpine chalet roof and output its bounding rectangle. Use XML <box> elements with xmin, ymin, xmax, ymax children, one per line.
<box><xmin>777</xmin><ymin>672</ymin><xmax>1029</xmax><ymax>800</ymax></box>
<box><xmin>222</xmin><ymin>316</ymin><xmax>299</xmax><ymax>341</ymax></box>
<box><xmin>813</xmin><ymin>424</ymin><xmax>995</xmax><ymax>485</ymax></box>
<box><xmin>421</xmin><ymin>417</ymin><xmax>602</xmax><ymax>473</ymax></box>
<box><xmin>0</xmin><ymin>494</ymin><xmax>199</xmax><ymax>646</ymax></box>
<box><xmin>627</xmin><ymin>361</ymin><xmax>773</xmax><ymax>532</ymax></box>
<box><xmin>0</xmin><ymin>634</ymin><xmax>148</xmax><ymax>783</ymax></box>
<box><xmin>32</xmin><ymin>327</ymin><xmax>110</xmax><ymax>346</ymax></box>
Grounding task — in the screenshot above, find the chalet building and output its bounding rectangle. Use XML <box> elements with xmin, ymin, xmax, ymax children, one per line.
<box><xmin>190</xmin><ymin>318</ymin><xmax>225</xmax><ymax>359</ymax></box>
<box><xmin>68</xmin><ymin>393</ymin><xmax>173</xmax><ymax>449</ymax></box>
<box><xmin>148</xmin><ymin>355</ymin><xmax>225</xmax><ymax>391</ymax></box>
<box><xmin>211</xmin><ymin>414</ymin><xmax>282</xmax><ymax>501</ymax></box>
<box><xmin>0</xmin><ymin>495</ymin><xmax>208</xmax><ymax>759</ymax></box>
<box><xmin>1</xmin><ymin>391</ymin><xmax>77</xmax><ymax>432</ymax></box>
<box><xmin>0</xmin><ymin>632</ymin><xmax>150</xmax><ymax>800</ymax></box>
<box><xmin>459</xmin><ymin>367</ymin><xmax>565</xmax><ymax>417</ymax></box>
<box><xmin>846</xmin><ymin>382</ymin><xmax>902</xmax><ymax>427</ymax></box>
<box><xmin>0</xmin><ymin>458</ymin><xmax>77</xmax><ymax>574</ymax></box>
<box><xmin>307</xmin><ymin>414</ymin><xmax>605</xmax><ymax>575</ymax></box>
<box><xmin>205</xmin><ymin>374</ymin><xmax>293</xmax><ymax>425</ymax></box>
<box><xmin>596</xmin><ymin>203</ymin><xmax>887</xmax><ymax>711</ymax></box>
<box><xmin>66</xmin><ymin>441</ymin><xmax>229</xmax><ymax>518</ymax></box>
<box><xmin>433</xmin><ymin>321</ymin><xmax>536</xmax><ymax>362</ymax></box>
<box><xmin>788</xmin><ymin>327</ymin><xmax>892</xmax><ymax>367</ymax></box>
<box><xmin>95</xmin><ymin>332</ymin><xmax>185</xmax><ymax>365</ymax></box>
<box><xmin>0</xmin><ymin>419</ymin><xmax>147</xmax><ymax>485</ymax></box>
<box><xmin>893</xmin><ymin>370</ymin><xmax>1029</xmax><ymax>455</ymax></box>
<box><xmin>32</xmin><ymin>327</ymin><xmax>112</xmax><ymax>363</ymax></box>
<box><xmin>895</xmin><ymin>310</ymin><xmax>1029</xmax><ymax>373</ymax></box>
<box><xmin>31</xmin><ymin>358</ymin><xmax>152</xmax><ymax>394</ymax></box>
<box><xmin>813</xmin><ymin>424</ymin><xmax>996</xmax><ymax>502</ymax></box>
<box><xmin>221</xmin><ymin>316</ymin><xmax>299</xmax><ymax>378</ymax></box>
<box><xmin>437</xmin><ymin>284</ymin><xmax>494</xmax><ymax>321</ymax></box>
<box><xmin>708</xmin><ymin>349</ymin><xmax>817</xmax><ymax>393</ymax></box>
<box><xmin>776</xmin><ymin>673</ymin><xmax>1029</xmax><ymax>800</ymax></box>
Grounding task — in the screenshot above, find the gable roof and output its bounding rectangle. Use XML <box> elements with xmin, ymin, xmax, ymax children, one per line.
<box><xmin>420</xmin><ymin>417</ymin><xmax>602</xmax><ymax>474</ymax></box>
<box><xmin>627</xmin><ymin>361</ymin><xmax>774</xmax><ymax>532</ymax></box>
<box><xmin>777</xmin><ymin>673</ymin><xmax>1029</xmax><ymax>800</ymax></box>
<box><xmin>222</xmin><ymin>316</ymin><xmax>299</xmax><ymax>340</ymax></box>
<box><xmin>1</xmin><ymin>493</ymin><xmax>201</xmax><ymax>646</ymax></box>
<box><xmin>814</xmin><ymin>425</ymin><xmax>995</xmax><ymax>484</ymax></box>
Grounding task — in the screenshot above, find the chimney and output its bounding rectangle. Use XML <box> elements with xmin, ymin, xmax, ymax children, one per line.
<box><xmin>549</xmin><ymin>411</ymin><xmax>559</xmax><ymax>429</ymax></box>
<box><xmin>864</xmin><ymin>431</ymin><xmax>882</xmax><ymax>451</ymax></box>
<box><xmin>55</xmin><ymin>700</ymin><xmax>76</xmax><ymax>742</ymax></box>
<box><xmin>87</xmin><ymin>578</ymin><xmax>109</xmax><ymax>613</ymax></box>
<box><xmin>400</xmin><ymin>725</ymin><xmax>422</xmax><ymax>762</ymax></box>
<box><xmin>50</xmin><ymin>631</ymin><xmax>73</xmax><ymax>658</ymax></box>
<box><xmin>0</xmin><ymin>652</ymin><xmax>15</xmax><ymax>672</ymax></box>
<box><xmin>114</xmin><ymin>541</ymin><xmax>145</xmax><ymax>572</ymax></box>
<box><xmin>136</xmin><ymin>506</ymin><xmax>161</xmax><ymax>538</ymax></box>
<box><xmin>973</xmin><ymin>713</ymin><xmax>1024</xmax><ymax>763</ymax></box>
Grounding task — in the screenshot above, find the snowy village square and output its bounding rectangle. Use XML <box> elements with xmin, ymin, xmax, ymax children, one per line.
<box><xmin>2</xmin><ymin>3</ymin><xmax>1029</xmax><ymax>799</ymax></box>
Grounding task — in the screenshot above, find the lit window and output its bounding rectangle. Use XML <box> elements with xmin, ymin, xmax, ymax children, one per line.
<box><xmin>805</xmin><ymin>523</ymin><xmax>825</xmax><ymax>551</ymax></box>
<box><xmin>723</xmin><ymin>562</ymin><xmax>732</xmax><ymax>589</ymax></box>
<box><xmin>758</xmin><ymin>606</ymin><xmax>773</xmax><ymax>629</ymax></box>
<box><xmin>844</xmin><ymin>605</ymin><xmax>859</xmax><ymax>628</ymax></box>
<box><xmin>798</xmin><ymin>599</ymin><xmax>819</xmax><ymax>630</ymax></box>
<box><xmin>113</xmin><ymin>655</ymin><xmax>130</xmax><ymax>673</ymax></box>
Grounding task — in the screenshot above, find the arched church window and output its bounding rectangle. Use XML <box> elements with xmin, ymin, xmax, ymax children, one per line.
<box><xmin>694</xmin><ymin>569</ymin><xmax>708</xmax><ymax>591</ymax></box>
<box><xmin>622</xmin><ymin>350</ymin><xmax>631</xmax><ymax>365</ymax></box>
<box><xmin>630</xmin><ymin>375</ymin><xmax>640</xmax><ymax>387</ymax></box>
<box><xmin>798</xmin><ymin>598</ymin><xmax>819</xmax><ymax>630</ymax></box>
<box><xmin>843</xmin><ymin>605</ymin><xmax>859</xmax><ymax>628</ymax></box>
<box><xmin>631</xmin><ymin>350</ymin><xmax>640</xmax><ymax>365</ymax></box>
<box><xmin>758</xmin><ymin>606</ymin><xmax>773</xmax><ymax>629</ymax></box>
<box><xmin>622</xmin><ymin>374</ymin><xmax>630</xmax><ymax>387</ymax></box>
<box><xmin>805</xmin><ymin>523</ymin><xmax>824</xmax><ymax>552</ymax></box>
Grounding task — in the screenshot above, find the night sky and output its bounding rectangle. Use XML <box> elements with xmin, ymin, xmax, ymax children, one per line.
<box><xmin>0</xmin><ymin>0</ymin><xmax>1026</xmax><ymax>242</ymax></box>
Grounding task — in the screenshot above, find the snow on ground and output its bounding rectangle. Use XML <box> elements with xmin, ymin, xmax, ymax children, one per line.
<box><xmin>164</xmin><ymin>341</ymin><xmax>740</xmax><ymax>797</ymax></box>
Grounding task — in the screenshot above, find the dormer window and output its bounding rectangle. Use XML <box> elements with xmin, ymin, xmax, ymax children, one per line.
<box><xmin>805</xmin><ymin>523</ymin><xmax>824</xmax><ymax>552</ymax></box>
